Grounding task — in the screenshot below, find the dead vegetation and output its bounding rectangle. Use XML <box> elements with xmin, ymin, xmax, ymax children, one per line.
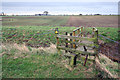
<box><xmin>2</xmin><ymin>43</ymin><xmax>57</xmax><ymax>59</ymax></box>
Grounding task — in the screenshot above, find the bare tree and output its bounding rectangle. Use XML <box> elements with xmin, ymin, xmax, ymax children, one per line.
<box><xmin>2</xmin><ymin>12</ymin><xmax>4</xmax><ymax>16</ymax></box>
<box><xmin>43</xmin><ymin>11</ymin><xmax>48</xmax><ymax>16</ymax></box>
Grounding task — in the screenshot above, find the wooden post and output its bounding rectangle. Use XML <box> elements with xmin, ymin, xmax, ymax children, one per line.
<box><xmin>55</xmin><ymin>28</ymin><xmax>60</xmax><ymax>54</ymax></box>
<box><xmin>77</xmin><ymin>28</ymin><xmax>80</xmax><ymax>35</ymax></box>
<box><xmin>69</xmin><ymin>32</ymin><xmax>77</xmax><ymax>67</ymax></box>
<box><xmin>70</xmin><ymin>31</ymin><xmax>77</xmax><ymax>67</ymax></box>
<box><xmin>55</xmin><ymin>28</ymin><xmax>59</xmax><ymax>46</ymax></box>
<box><xmin>92</xmin><ymin>27</ymin><xmax>95</xmax><ymax>38</ymax></box>
<box><xmin>83</xmin><ymin>46</ymin><xmax>88</xmax><ymax>66</ymax></box>
<box><xmin>56</xmin><ymin>37</ymin><xmax>60</xmax><ymax>54</ymax></box>
<box><xmin>70</xmin><ymin>54</ymin><xmax>77</xmax><ymax>67</ymax></box>
<box><xmin>65</xmin><ymin>32</ymin><xmax>68</xmax><ymax>53</ymax></box>
<box><xmin>70</xmin><ymin>33</ymin><xmax>73</xmax><ymax>48</ymax></box>
<box><xmin>81</xmin><ymin>27</ymin><xmax>83</xmax><ymax>37</ymax></box>
<box><xmin>94</xmin><ymin>30</ymin><xmax>99</xmax><ymax>58</ymax></box>
<box><xmin>56</xmin><ymin>37</ymin><xmax>59</xmax><ymax>46</ymax></box>
<box><xmin>73</xmin><ymin>31</ymin><xmax>76</xmax><ymax>49</ymax></box>
<box><xmin>93</xmin><ymin>28</ymin><xmax>99</xmax><ymax>68</ymax></box>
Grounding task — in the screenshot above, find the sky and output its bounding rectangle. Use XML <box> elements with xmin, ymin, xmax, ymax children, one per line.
<box><xmin>2</xmin><ymin>0</ymin><xmax>120</xmax><ymax>2</ymax></box>
<box><xmin>1</xmin><ymin>0</ymin><xmax>119</xmax><ymax>15</ymax></box>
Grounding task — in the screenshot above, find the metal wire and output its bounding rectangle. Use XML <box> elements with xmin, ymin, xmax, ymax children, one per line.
<box><xmin>98</xmin><ymin>34</ymin><xmax>119</xmax><ymax>44</ymax></box>
<box><xmin>3</xmin><ymin>29</ymin><xmax>55</xmax><ymax>36</ymax></box>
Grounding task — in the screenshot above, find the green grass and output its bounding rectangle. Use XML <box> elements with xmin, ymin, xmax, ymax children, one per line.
<box><xmin>84</xmin><ymin>27</ymin><xmax>119</xmax><ymax>42</ymax></box>
<box><xmin>2</xmin><ymin>43</ymin><xmax>97</xmax><ymax>78</ymax></box>
<box><xmin>2</xmin><ymin>26</ymin><xmax>77</xmax><ymax>47</ymax></box>
<box><xmin>2</xmin><ymin>26</ymin><xmax>119</xmax><ymax>48</ymax></box>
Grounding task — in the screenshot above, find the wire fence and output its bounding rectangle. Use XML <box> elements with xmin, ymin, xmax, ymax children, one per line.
<box><xmin>98</xmin><ymin>34</ymin><xmax>119</xmax><ymax>62</ymax></box>
<box><xmin>3</xmin><ymin>28</ymin><xmax>55</xmax><ymax>36</ymax></box>
<box><xmin>98</xmin><ymin>34</ymin><xmax>119</xmax><ymax>44</ymax></box>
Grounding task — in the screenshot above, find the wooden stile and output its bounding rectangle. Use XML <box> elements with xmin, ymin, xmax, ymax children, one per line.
<box><xmin>56</xmin><ymin>27</ymin><xmax>99</xmax><ymax>67</ymax></box>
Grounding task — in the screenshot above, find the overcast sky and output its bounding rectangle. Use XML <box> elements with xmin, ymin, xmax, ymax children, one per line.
<box><xmin>2</xmin><ymin>0</ymin><xmax>120</xmax><ymax>2</ymax></box>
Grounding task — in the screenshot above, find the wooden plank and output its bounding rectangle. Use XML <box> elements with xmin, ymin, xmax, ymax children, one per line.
<box><xmin>65</xmin><ymin>40</ymin><xmax>99</xmax><ymax>48</ymax></box>
<box><xmin>83</xmin><ymin>46</ymin><xmax>88</xmax><ymax>66</ymax></box>
<box><xmin>76</xmin><ymin>32</ymin><xmax>82</xmax><ymax>37</ymax></box>
<box><xmin>57</xmin><ymin>46</ymin><xmax>96</xmax><ymax>56</ymax></box>
<box><xmin>57</xmin><ymin>35</ymin><xmax>96</xmax><ymax>42</ymax></box>
<box><xmin>73</xmin><ymin>28</ymin><xmax>80</xmax><ymax>32</ymax></box>
<box><xmin>81</xmin><ymin>27</ymin><xmax>83</xmax><ymax>37</ymax></box>
<box><xmin>93</xmin><ymin>27</ymin><xmax>98</xmax><ymax>32</ymax></box>
<box><xmin>95</xmin><ymin>56</ymin><xmax>118</xmax><ymax>78</ymax></box>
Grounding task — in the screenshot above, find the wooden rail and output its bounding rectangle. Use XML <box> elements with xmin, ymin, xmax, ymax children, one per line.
<box><xmin>57</xmin><ymin>46</ymin><xmax>96</xmax><ymax>56</ymax></box>
<box><xmin>55</xmin><ymin>27</ymin><xmax>99</xmax><ymax>67</ymax></box>
<box><xmin>57</xmin><ymin>35</ymin><xmax>96</xmax><ymax>41</ymax></box>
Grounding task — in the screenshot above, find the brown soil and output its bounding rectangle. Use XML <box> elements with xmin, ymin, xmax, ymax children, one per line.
<box><xmin>99</xmin><ymin>42</ymin><xmax>120</xmax><ymax>62</ymax></box>
<box><xmin>65</xmin><ymin>16</ymin><xmax>118</xmax><ymax>28</ymax></box>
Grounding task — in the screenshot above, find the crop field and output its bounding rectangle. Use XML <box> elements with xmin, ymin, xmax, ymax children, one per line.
<box><xmin>1</xmin><ymin>16</ymin><xmax>120</xmax><ymax>78</ymax></box>
<box><xmin>2</xmin><ymin>16</ymin><xmax>69</xmax><ymax>27</ymax></box>
<box><xmin>2</xmin><ymin>15</ymin><xmax>118</xmax><ymax>27</ymax></box>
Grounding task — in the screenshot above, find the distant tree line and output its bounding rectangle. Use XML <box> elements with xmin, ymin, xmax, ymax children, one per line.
<box><xmin>0</xmin><ymin>11</ymin><xmax>118</xmax><ymax>16</ymax></box>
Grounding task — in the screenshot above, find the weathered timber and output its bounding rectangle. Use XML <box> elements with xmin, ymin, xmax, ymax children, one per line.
<box><xmin>81</xmin><ymin>27</ymin><xmax>83</xmax><ymax>37</ymax></box>
<box><xmin>95</xmin><ymin>56</ymin><xmax>118</xmax><ymax>78</ymax></box>
<box><xmin>57</xmin><ymin>46</ymin><xmax>96</xmax><ymax>56</ymax></box>
<box><xmin>76</xmin><ymin>32</ymin><xmax>82</xmax><ymax>37</ymax></box>
<box><xmin>83</xmin><ymin>46</ymin><xmax>88</xmax><ymax>66</ymax></box>
<box><xmin>65</xmin><ymin>40</ymin><xmax>99</xmax><ymax>48</ymax></box>
<box><xmin>70</xmin><ymin>33</ymin><xmax>73</xmax><ymax>48</ymax></box>
<box><xmin>65</xmin><ymin>32</ymin><xmax>68</xmax><ymax>53</ymax></box>
<box><xmin>56</xmin><ymin>36</ymin><xmax>60</xmax><ymax>54</ymax></box>
<box><xmin>73</xmin><ymin>28</ymin><xmax>80</xmax><ymax>32</ymax></box>
<box><xmin>70</xmin><ymin>53</ymin><xmax>77</xmax><ymax>67</ymax></box>
<box><xmin>56</xmin><ymin>37</ymin><xmax>59</xmax><ymax>46</ymax></box>
<box><xmin>73</xmin><ymin>31</ymin><xmax>76</xmax><ymax>49</ymax></box>
<box><xmin>57</xmin><ymin>35</ymin><xmax>96</xmax><ymax>42</ymax></box>
<box><xmin>77</xmin><ymin>28</ymin><xmax>80</xmax><ymax>35</ymax></box>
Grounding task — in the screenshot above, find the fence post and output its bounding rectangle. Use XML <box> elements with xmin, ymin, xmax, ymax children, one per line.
<box><xmin>94</xmin><ymin>29</ymin><xmax>99</xmax><ymax>57</ymax></box>
<box><xmin>55</xmin><ymin>28</ymin><xmax>60</xmax><ymax>54</ymax></box>
<box><xmin>81</xmin><ymin>27</ymin><xmax>83</xmax><ymax>37</ymax></box>
<box><xmin>65</xmin><ymin>32</ymin><xmax>68</xmax><ymax>53</ymax></box>
<box><xmin>92</xmin><ymin>27</ymin><xmax>95</xmax><ymax>38</ymax></box>
<box><xmin>70</xmin><ymin>33</ymin><xmax>73</xmax><ymax>49</ymax></box>
<box><xmin>69</xmin><ymin>31</ymin><xmax>77</xmax><ymax>67</ymax></box>
<box><xmin>92</xmin><ymin>28</ymin><xmax>99</xmax><ymax>67</ymax></box>
<box><xmin>83</xmin><ymin>46</ymin><xmax>88</xmax><ymax>66</ymax></box>
<box><xmin>70</xmin><ymin>54</ymin><xmax>77</xmax><ymax>67</ymax></box>
<box><xmin>77</xmin><ymin>28</ymin><xmax>80</xmax><ymax>35</ymax></box>
<box><xmin>73</xmin><ymin>31</ymin><xmax>76</xmax><ymax>48</ymax></box>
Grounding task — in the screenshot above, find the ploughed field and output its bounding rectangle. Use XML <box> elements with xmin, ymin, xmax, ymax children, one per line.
<box><xmin>2</xmin><ymin>16</ymin><xmax>118</xmax><ymax>27</ymax></box>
